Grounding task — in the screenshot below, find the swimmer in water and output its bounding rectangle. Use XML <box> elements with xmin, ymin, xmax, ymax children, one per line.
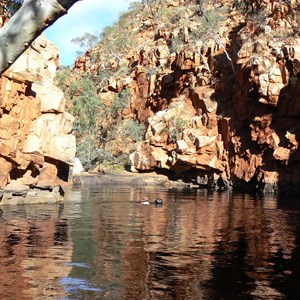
<box><xmin>141</xmin><ymin>197</ymin><xmax>163</xmax><ymax>206</ymax></box>
<box><xmin>154</xmin><ymin>198</ymin><xmax>163</xmax><ymax>206</ymax></box>
<box><xmin>141</xmin><ymin>197</ymin><xmax>150</xmax><ymax>205</ymax></box>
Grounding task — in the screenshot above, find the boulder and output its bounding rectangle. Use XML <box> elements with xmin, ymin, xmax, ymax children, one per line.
<box><xmin>32</xmin><ymin>78</ymin><xmax>67</xmax><ymax>113</ymax></box>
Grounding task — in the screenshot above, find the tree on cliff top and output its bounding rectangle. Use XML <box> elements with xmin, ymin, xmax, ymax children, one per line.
<box><xmin>0</xmin><ymin>0</ymin><xmax>82</xmax><ymax>75</ymax></box>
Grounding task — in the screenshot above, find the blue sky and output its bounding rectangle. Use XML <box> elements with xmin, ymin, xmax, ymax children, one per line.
<box><xmin>45</xmin><ymin>0</ymin><xmax>130</xmax><ymax>66</ymax></box>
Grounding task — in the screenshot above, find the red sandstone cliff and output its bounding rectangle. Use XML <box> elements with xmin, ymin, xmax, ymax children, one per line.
<box><xmin>0</xmin><ymin>15</ymin><xmax>76</xmax><ymax>203</ymax></box>
<box><xmin>73</xmin><ymin>0</ymin><xmax>300</xmax><ymax>193</ymax></box>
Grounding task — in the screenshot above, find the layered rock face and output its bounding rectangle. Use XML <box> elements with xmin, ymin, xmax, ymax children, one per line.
<box><xmin>0</xmin><ymin>32</ymin><xmax>76</xmax><ymax>203</ymax></box>
<box><xmin>74</xmin><ymin>0</ymin><xmax>300</xmax><ymax>193</ymax></box>
<box><xmin>230</xmin><ymin>31</ymin><xmax>300</xmax><ymax>192</ymax></box>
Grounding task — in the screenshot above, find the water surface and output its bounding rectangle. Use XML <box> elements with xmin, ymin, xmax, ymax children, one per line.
<box><xmin>1</xmin><ymin>186</ymin><xmax>300</xmax><ymax>299</ymax></box>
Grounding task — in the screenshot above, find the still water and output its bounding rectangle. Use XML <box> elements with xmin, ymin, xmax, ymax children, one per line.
<box><xmin>1</xmin><ymin>186</ymin><xmax>300</xmax><ymax>299</ymax></box>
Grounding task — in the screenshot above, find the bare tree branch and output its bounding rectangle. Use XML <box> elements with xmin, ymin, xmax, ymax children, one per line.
<box><xmin>196</xmin><ymin>50</ymin><xmax>211</xmax><ymax>73</ymax></box>
<box><xmin>109</xmin><ymin>50</ymin><xmax>124</xmax><ymax>62</ymax></box>
<box><xmin>213</xmin><ymin>34</ymin><xmax>235</xmax><ymax>72</ymax></box>
<box><xmin>0</xmin><ymin>0</ymin><xmax>82</xmax><ymax>74</ymax></box>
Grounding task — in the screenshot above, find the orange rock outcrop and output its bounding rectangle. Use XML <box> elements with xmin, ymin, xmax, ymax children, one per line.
<box><xmin>0</xmin><ymin>32</ymin><xmax>76</xmax><ymax>202</ymax></box>
<box><xmin>74</xmin><ymin>0</ymin><xmax>300</xmax><ymax>193</ymax></box>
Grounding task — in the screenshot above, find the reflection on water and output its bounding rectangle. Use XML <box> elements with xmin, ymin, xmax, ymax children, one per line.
<box><xmin>0</xmin><ymin>203</ymin><xmax>72</xmax><ymax>299</ymax></box>
<box><xmin>1</xmin><ymin>187</ymin><xmax>300</xmax><ymax>299</ymax></box>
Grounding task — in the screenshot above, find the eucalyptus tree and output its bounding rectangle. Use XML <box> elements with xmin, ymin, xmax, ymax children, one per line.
<box><xmin>0</xmin><ymin>0</ymin><xmax>82</xmax><ymax>74</ymax></box>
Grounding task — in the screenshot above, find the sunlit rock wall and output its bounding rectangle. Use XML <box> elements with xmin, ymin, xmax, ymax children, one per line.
<box><xmin>0</xmin><ymin>33</ymin><xmax>76</xmax><ymax>198</ymax></box>
<box><xmin>128</xmin><ymin>1</ymin><xmax>300</xmax><ymax>193</ymax></box>
<box><xmin>73</xmin><ymin>0</ymin><xmax>300</xmax><ymax>193</ymax></box>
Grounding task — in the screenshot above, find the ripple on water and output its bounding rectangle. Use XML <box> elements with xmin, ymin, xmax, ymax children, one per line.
<box><xmin>64</xmin><ymin>262</ymin><xmax>91</xmax><ymax>268</ymax></box>
<box><xmin>59</xmin><ymin>277</ymin><xmax>103</xmax><ymax>293</ymax></box>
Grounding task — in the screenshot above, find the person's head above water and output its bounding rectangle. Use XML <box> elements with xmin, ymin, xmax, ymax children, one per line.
<box><xmin>155</xmin><ymin>198</ymin><xmax>163</xmax><ymax>205</ymax></box>
<box><xmin>140</xmin><ymin>197</ymin><xmax>163</xmax><ymax>206</ymax></box>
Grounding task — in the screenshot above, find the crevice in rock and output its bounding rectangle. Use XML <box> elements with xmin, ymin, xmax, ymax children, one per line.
<box><xmin>44</xmin><ymin>156</ymin><xmax>70</xmax><ymax>182</ymax></box>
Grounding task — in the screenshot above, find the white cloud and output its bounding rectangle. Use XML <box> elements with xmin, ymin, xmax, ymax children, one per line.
<box><xmin>44</xmin><ymin>0</ymin><xmax>131</xmax><ymax>66</ymax></box>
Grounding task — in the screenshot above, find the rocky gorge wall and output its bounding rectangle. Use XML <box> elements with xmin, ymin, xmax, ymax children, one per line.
<box><xmin>73</xmin><ymin>0</ymin><xmax>300</xmax><ymax>194</ymax></box>
<box><xmin>0</xmin><ymin>16</ymin><xmax>76</xmax><ymax>203</ymax></box>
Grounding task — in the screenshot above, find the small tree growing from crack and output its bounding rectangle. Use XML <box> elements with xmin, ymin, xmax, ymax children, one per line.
<box><xmin>190</xmin><ymin>5</ymin><xmax>235</xmax><ymax>73</ymax></box>
<box><xmin>212</xmin><ymin>34</ymin><xmax>235</xmax><ymax>73</ymax></box>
